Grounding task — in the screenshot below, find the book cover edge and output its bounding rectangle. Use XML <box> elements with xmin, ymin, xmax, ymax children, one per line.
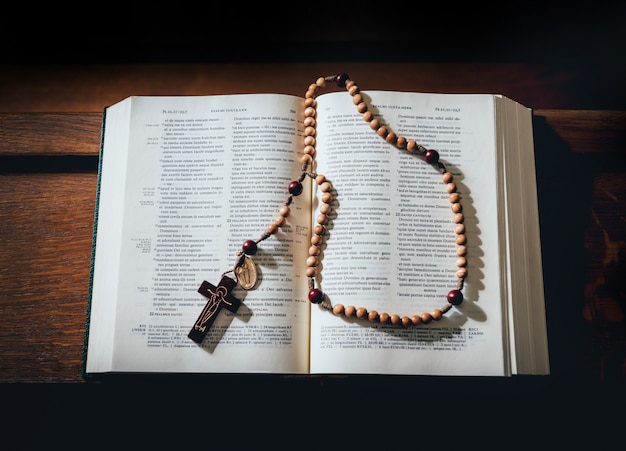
<box><xmin>81</xmin><ymin>106</ymin><xmax>109</xmax><ymax>380</ymax></box>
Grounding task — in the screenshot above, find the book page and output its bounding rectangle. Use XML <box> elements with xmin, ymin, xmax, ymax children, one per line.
<box><xmin>497</xmin><ymin>97</ymin><xmax>549</xmax><ymax>375</ymax></box>
<box><xmin>86</xmin><ymin>94</ymin><xmax>312</xmax><ymax>374</ymax></box>
<box><xmin>310</xmin><ymin>90</ymin><xmax>508</xmax><ymax>376</ymax></box>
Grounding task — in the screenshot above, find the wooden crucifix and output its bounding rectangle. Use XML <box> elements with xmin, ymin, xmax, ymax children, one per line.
<box><xmin>188</xmin><ymin>276</ymin><xmax>241</xmax><ymax>344</ymax></box>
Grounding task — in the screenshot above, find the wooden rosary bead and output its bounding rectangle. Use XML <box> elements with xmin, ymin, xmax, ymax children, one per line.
<box><xmin>385</xmin><ymin>131</ymin><xmax>397</xmax><ymax>144</ymax></box>
<box><xmin>279</xmin><ymin>205</ymin><xmax>290</xmax><ymax>217</ymax></box>
<box><xmin>273</xmin><ymin>216</ymin><xmax>285</xmax><ymax>227</ymax></box>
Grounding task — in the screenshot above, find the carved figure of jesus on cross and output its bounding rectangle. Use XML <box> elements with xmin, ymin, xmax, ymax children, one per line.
<box><xmin>188</xmin><ymin>276</ymin><xmax>241</xmax><ymax>344</ymax></box>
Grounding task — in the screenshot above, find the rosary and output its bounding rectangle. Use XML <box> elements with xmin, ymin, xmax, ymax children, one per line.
<box><xmin>188</xmin><ymin>73</ymin><xmax>466</xmax><ymax>344</ymax></box>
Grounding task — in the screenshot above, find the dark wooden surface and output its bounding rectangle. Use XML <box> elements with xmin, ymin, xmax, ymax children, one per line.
<box><xmin>1</xmin><ymin>4</ymin><xmax>625</xmax><ymax>446</ymax></box>
<box><xmin>2</xmin><ymin>62</ymin><xmax>625</xmax><ymax>382</ymax></box>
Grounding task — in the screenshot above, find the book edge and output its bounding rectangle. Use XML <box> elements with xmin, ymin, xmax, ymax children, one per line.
<box><xmin>81</xmin><ymin>105</ymin><xmax>109</xmax><ymax>380</ymax></box>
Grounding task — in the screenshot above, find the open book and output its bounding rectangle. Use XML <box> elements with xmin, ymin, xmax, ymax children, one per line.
<box><xmin>83</xmin><ymin>87</ymin><xmax>549</xmax><ymax>377</ymax></box>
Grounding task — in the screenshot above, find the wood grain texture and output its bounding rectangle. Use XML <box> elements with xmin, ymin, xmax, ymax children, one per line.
<box><xmin>0</xmin><ymin>113</ymin><xmax>102</xmax><ymax>156</ymax></box>
<box><xmin>1</xmin><ymin>62</ymin><xmax>623</xmax><ymax>114</ymax></box>
<box><xmin>0</xmin><ymin>173</ymin><xmax>96</xmax><ymax>382</ymax></box>
<box><xmin>538</xmin><ymin>110</ymin><xmax>626</xmax><ymax>154</ymax></box>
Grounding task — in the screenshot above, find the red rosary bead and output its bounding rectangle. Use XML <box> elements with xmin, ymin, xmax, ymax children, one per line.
<box><xmin>447</xmin><ymin>289</ymin><xmax>463</xmax><ymax>305</ymax></box>
<box><xmin>308</xmin><ymin>288</ymin><xmax>324</xmax><ymax>304</ymax></box>
<box><xmin>242</xmin><ymin>239</ymin><xmax>258</xmax><ymax>255</ymax></box>
<box><xmin>335</xmin><ymin>73</ymin><xmax>350</xmax><ymax>88</ymax></box>
<box><xmin>288</xmin><ymin>181</ymin><xmax>303</xmax><ymax>196</ymax></box>
<box><xmin>424</xmin><ymin>149</ymin><xmax>440</xmax><ymax>164</ymax></box>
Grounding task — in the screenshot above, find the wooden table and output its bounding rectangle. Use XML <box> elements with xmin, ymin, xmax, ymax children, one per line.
<box><xmin>1</xmin><ymin>57</ymin><xmax>625</xmax><ymax>443</ymax></box>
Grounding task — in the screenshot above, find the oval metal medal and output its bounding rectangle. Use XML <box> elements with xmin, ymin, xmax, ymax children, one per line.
<box><xmin>235</xmin><ymin>256</ymin><xmax>258</xmax><ymax>290</ymax></box>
